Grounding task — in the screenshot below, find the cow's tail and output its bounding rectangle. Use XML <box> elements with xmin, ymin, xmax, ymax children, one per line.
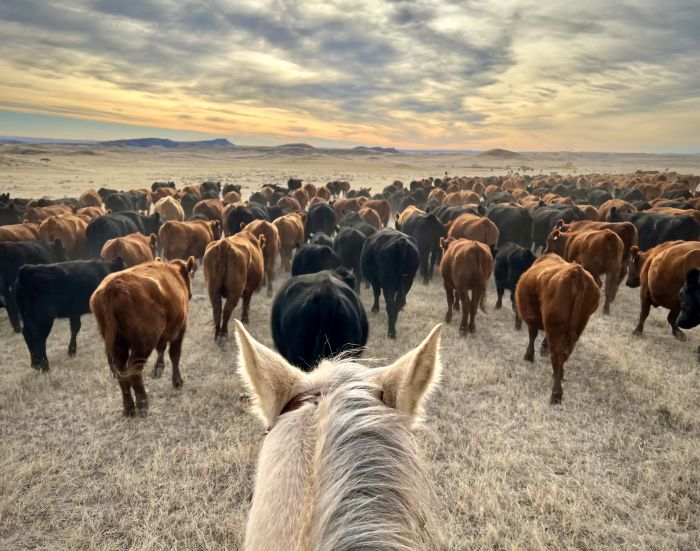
<box><xmin>204</xmin><ymin>241</ymin><xmax>228</xmax><ymax>315</ymax></box>
<box><xmin>565</xmin><ymin>265</ymin><xmax>589</xmax><ymax>350</ymax></box>
<box><xmin>397</xmin><ymin>240</ymin><xmax>414</xmax><ymax>310</ymax></box>
<box><xmin>90</xmin><ymin>284</ymin><xmax>127</xmax><ymax>376</ymax></box>
<box><xmin>310</xmin><ymin>282</ymin><xmax>338</xmax><ymax>368</ymax></box>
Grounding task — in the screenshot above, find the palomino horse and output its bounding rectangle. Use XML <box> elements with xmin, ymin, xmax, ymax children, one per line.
<box><xmin>235</xmin><ymin>321</ymin><xmax>443</xmax><ymax>551</ymax></box>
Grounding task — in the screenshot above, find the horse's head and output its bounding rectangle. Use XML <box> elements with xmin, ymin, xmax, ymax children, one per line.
<box><xmin>235</xmin><ymin>321</ymin><xmax>443</xmax><ymax>550</ymax></box>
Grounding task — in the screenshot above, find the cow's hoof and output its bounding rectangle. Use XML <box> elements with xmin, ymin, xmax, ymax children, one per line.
<box><xmin>136</xmin><ymin>408</ymin><xmax>148</xmax><ymax>418</ymax></box>
<box><xmin>540</xmin><ymin>344</ymin><xmax>549</xmax><ymax>357</ymax></box>
<box><xmin>123</xmin><ymin>408</ymin><xmax>136</xmax><ymax>418</ymax></box>
<box><xmin>12</xmin><ymin>326</ymin><xmax>21</xmax><ymax>334</ymax></box>
<box><xmin>695</xmin><ymin>347</ymin><xmax>700</xmax><ymax>362</ymax></box>
<box><xmin>151</xmin><ymin>365</ymin><xmax>164</xmax><ymax>379</ymax></box>
<box><xmin>172</xmin><ymin>377</ymin><xmax>183</xmax><ymax>389</ymax></box>
<box><xmin>550</xmin><ymin>393</ymin><xmax>563</xmax><ymax>405</ymax></box>
<box><xmin>388</xmin><ymin>331</ymin><xmax>396</xmax><ymax>340</ymax></box>
<box><xmin>603</xmin><ymin>306</ymin><xmax>610</xmax><ymax>315</ymax></box>
<box><xmin>632</xmin><ymin>329</ymin><xmax>643</xmax><ymax>337</ymax></box>
<box><xmin>524</xmin><ymin>352</ymin><xmax>534</xmax><ymax>363</ymax></box>
<box><xmin>371</xmin><ymin>306</ymin><xmax>379</xmax><ymax>314</ymax></box>
<box><xmin>673</xmin><ymin>330</ymin><xmax>687</xmax><ymax>342</ymax></box>
<box><xmin>515</xmin><ymin>321</ymin><xmax>522</xmax><ymax>331</ymax></box>
<box><xmin>495</xmin><ymin>302</ymin><xmax>502</xmax><ymax>310</ymax></box>
<box><xmin>68</xmin><ymin>348</ymin><xmax>76</xmax><ymax>357</ymax></box>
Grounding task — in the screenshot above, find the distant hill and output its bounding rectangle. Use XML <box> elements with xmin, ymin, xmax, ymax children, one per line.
<box><xmin>98</xmin><ymin>138</ymin><xmax>233</xmax><ymax>148</ymax></box>
<box><xmin>273</xmin><ymin>143</ymin><xmax>315</xmax><ymax>149</ymax></box>
<box><xmin>353</xmin><ymin>146</ymin><xmax>401</xmax><ymax>154</ymax></box>
<box><xmin>477</xmin><ymin>148</ymin><xmax>521</xmax><ymax>158</ymax></box>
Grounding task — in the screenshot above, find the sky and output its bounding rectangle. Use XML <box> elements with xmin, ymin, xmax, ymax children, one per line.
<box><xmin>0</xmin><ymin>0</ymin><xmax>698</xmax><ymax>152</ymax></box>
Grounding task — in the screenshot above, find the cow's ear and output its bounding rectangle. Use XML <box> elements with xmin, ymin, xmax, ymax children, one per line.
<box><xmin>630</xmin><ymin>246</ymin><xmax>640</xmax><ymax>263</ymax></box>
<box><xmin>234</xmin><ymin>320</ymin><xmax>301</xmax><ymax>427</ymax></box>
<box><xmin>186</xmin><ymin>256</ymin><xmax>196</xmax><ymax>277</ymax></box>
<box><xmin>550</xmin><ymin>229</ymin><xmax>560</xmax><ymax>240</ymax></box>
<box><xmin>374</xmin><ymin>324</ymin><xmax>442</xmax><ymax>425</ymax></box>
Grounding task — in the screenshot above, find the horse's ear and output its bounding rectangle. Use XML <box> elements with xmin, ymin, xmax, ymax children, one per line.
<box><xmin>375</xmin><ymin>324</ymin><xmax>442</xmax><ymax>424</ymax></box>
<box><xmin>234</xmin><ymin>320</ymin><xmax>300</xmax><ymax>427</ymax></box>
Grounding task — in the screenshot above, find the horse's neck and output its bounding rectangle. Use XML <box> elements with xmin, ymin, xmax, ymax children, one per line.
<box><xmin>245</xmin><ymin>413</ymin><xmax>317</xmax><ymax>551</ymax></box>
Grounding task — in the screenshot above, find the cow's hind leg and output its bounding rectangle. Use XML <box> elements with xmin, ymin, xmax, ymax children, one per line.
<box><xmin>266</xmin><ymin>268</ymin><xmax>274</xmax><ymax>298</ymax></box>
<box><xmin>371</xmin><ymin>283</ymin><xmax>381</xmax><ymax>313</ymax></box>
<box><xmin>128</xmin><ymin>349</ymin><xmax>150</xmax><ymax>416</ymax></box>
<box><xmin>112</xmin><ymin>342</ymin><xmax>134</xmax><ymax>417</ymax></box>
<box><xmin>468</xmin><ymin>288</ymin><xmax>481</xmax><ymax>334</ymax></box>
<box><xmin>540</xmin><ymin>337</ymin><xmax>549</xmax><ymax>357</ymax></box>
<box><xmin>525</xmin><ymin>325</ymin><xmax>538</xmax><ymax>362</ymax></box>
<box><xmin>511</xmin><ymin>292</ymin><xmax>522</xmax><ymax>330</ymax></box>
<box><xmin>458</xmin><ymin>290</ymin><xmax>470</xmax><ymax>336</ymax></box>
<box><xmin>602</xmin><ymin>270</ymin><xmax>619</xmax><ymax>315</ymax></box>
<box><xmin>210</xmin><ymin>291</ymin><xmax>222</xmax><ymax>340</ymax></box>
<box><xmin>221</xmin><ymin>295</ymin><xmax>239</xmax><ymax>334</ymax></box>
<box><xmin>241</xmin><ymin>293</ymin><xmax>252</xmax><ymax>324</ymax></box>
<box><xmin>68</xmin><ymin>316</ymin><xmax>81</xmax><ymax>356</ymax></box>
<box><xmin>668</xmin><ymin>307</ymin><xmax>687</xmax><ymax>341</ymax></box>
<box><xmin>32</xmin><ymin>318</ymin><xmax>54</xmax><ymax>372</ymax></box>
<box><xmin>151</xmin><ymin>338</ymin><xmax>167</xmax><ymax>379</ymax></box>
<box><xmin>550</xmin><ymin>352</ymin><xmax>565</xmax><ymax>405</ymax></box>
<box><xmin>169</xmin><ymin>330</ymin><xmax>185</xmax><ymax>389</ymax></box>
<box><xmin>444</xmin><ymin>284</ymin><xmax>454</xmax><ymax>323</ymax></box>
<box><xmin>386</xmin><ymin>288</ymin><xmax>398</xmax><ymax>339</ymax></box>
<box><xmin>633</xmin><ymin>292</ymin><xmax>651</xmax><ymax>336</ymax></box>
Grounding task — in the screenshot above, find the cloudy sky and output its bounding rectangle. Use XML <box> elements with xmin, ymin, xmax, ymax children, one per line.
<box><xmin>0</xmin><ymin>0</ymin><xmax>698</xmax><ymax>151</ymax></box>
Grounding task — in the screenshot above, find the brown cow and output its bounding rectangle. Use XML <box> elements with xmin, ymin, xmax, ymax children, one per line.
<box><xmin>599</xmin><ymin>199</ymin><xmax>636</xmax><ymax>221</ymax></box>
<box><xmin>159</xmin><ymin>219</ymin><xmax>221</xmax><ymax>261</ymax></box>
<box><xmin>273</xmin><ymin>212</ymin><xmax>305</xmax><ymax>271</ymax></box>
<box><xmin>277</xmin><ymin>196</ymin><xmax>302</xmax><ymax>212</ymax></box>
<box><xmin>633</xmin><ymin>241</ymin><xmax>700</xmax><ymax>340</ymax></box>
<box><xmin>545</xmin><ymin>228</ymin><xmax>623</xmax><ymax>314</ymax></box>
<box><xmin>90</xmin><ymin>257</ymin><xmax>196</xmax><ymax>417</ymax></box>
<box><xmin>332</xmin><ymin>198</ymin><xmax>362</xmax><ymax>218</ymax></box>
<box><xmin>38</xmin><ymin>214</ymin><xmax>88</xmax><ymax>259</ymax></box>
<box><xmin>202</xmin><ymin>231</ymin><xmax>265</xmax><ymax>338</ymax></box>
<box><xmin>155</xmin><ymin>196</ymin><xmax>185</xmax><ymax>221</ymax></box>
<box><xmin>395</xmin><ymin>205</ymin><xmax>423</xmax><ymax>228</ymax></box>
<box><xmin>303</xmin><ymin>182</ymin><xmax>317</xmax><ymax>199</ymax></box>
<box><xmin>193</xmin><ymin>198</ymin><xmax>224</xmax><ymax>221</ymax></box>
<box><xmin>439</xmin><ymin>238</ymin><xmax>493</xmax><ymax>335</ymax></box>
<box><xmin>362</xmin><ymin>199</ymin><xmax>390</xmax><ymax>227</ymax></box>
<box><xmin>0</xmin><ymin>223</ymin><xmax>40</xmax><ymax>242</ymax></box>
<box><xmin>243</xmin><ymin>219</ymin><xmax>280</xmax><ymax>296</ymax></box>
<box><xmin>447</xmin><ymin>213</ymin><xmax>499</xmax><ymax>250</ymax></box>
<box><xmin>79</xmin><ymin>189</ymin><xmax>102</xmax><ymax>208</ymax></box>
<box><xmin>308</xmin><ymin>196</ymin><xmax>328</xmax><ymax>207</ymax></box>
<box><xmin>223</xmin><ymin>190</ymin><xmax>242</xmax><ymax>205</ymax></box>
<box><xmin>515</xmin><ymin>254</ymin><xmax>600</xmax><ymax>404</ymax></box>
<box><xmin>292</xmin><ymin>188</ymin><xmax>309</xmax><ymax>210</ymax></box>
<box><xmin>101</xmin><ymin>233</ymin><xmax>158</xmax><ymax>267</ymax></box>
<box><xmin>77</xmin><ymin>206</ymin><xmax>106</xmax><ymax>220</ymax></box>
<box><xmin>626</xmin><ymin>241</ymin><xmax>684</xmax><ymax>288</ymax></box>
<box><xmin>577</xmin><ymin>204</ymin><xmax>600</xmax><ymax>221</ymax></box>
<box><xmin>554</xmin><ymin>219</ymin><xmax>638</xmax><ymax>279</ymax></box>
<box><xmin>153</xmin><ymin>187</ymin><xmax>177</xmax><ymax>201</ymax></box>
<box><xmin>428</xmin><ymin>188</ymin><xmax>446</xmax><ymax>203</ymax></box>
<box><xmin>23</xmin><ymin>204</ymin><xmax>73</xmax><ymax>223</ymax></box>
<box><xmin>358</xmin><ymin>206</ymin><xmax>382</xmax><ymax>230</ymax></box>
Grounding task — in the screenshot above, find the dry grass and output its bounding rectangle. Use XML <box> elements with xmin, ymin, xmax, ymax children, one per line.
<box><xmin>1</xmin><ymin>265</ymin><xmax>698</xmax><ymax>550</ymax></box>
<box><xmin>1</xmin><ymin>155</ymin><xmax>699</xmax><ymax>549</ymax></box>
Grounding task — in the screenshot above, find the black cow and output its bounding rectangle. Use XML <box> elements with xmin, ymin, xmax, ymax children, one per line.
<box><xmin>305</xmin><ymin>202</ymin><xmax>337</xmax><ymax>241</ymax></box>
<box><xmin>271</xmin><ymin>268</ymin><xmax>368</xmax><ymax>370</ymax></box>
<box><xmin>493</xmin><ymin>243</ymin><xmax>537</xmax><ymax>330</ymax></box>
<box><xmin>287</xmin><ymin>178</ymin><xmax>303</xmax><ymax>191</ymax></box>
<box><xmin>0</xmin><ymin>240</ymin><xmax>68</xmax><ymax>332</ymax></box>
<box><xmin>151</xmin><ymin>181</ymin><xmax>176</xmax><ymax>192</ymax></box>
<box><xmin>0</xmin><ymin>202</ymin><xmax>21</xmax><ymax>226</ymax></box>
<box><xmin>531</xmin><ymin>206</ymin><xmax>585</xmax><ymax>252</ymax></box>
<box><xmin>16</xmin><ymin>258</ymin><xmax>126</xmax><ymax>370</ymax></box>
<box><xmin>86</xmin><ymin>211</ymin><xmax>161</xmax><ymax>258</ymax></box>
<box><xmin>678</xmin><ymin>268</ymin><xmax>700</xmax><ymax>361</ymax></box>
<box><xmin>608</xmin><ymin>208</ymin><xmax>700</xmax><ymax>250</ymax></box>
<box><xmin>432</xmin><ymin>205</ymin><xmax>483</xmax><ymax>225</ymax></box>
<box><xmin>97</xmin><ymin>187</ymin><xmax>119</xmax><ymax>203</ymax></box>
<box><xmin>225</xmin><ymin>205</ymin><xmax>268</xmax><ymax>236</ymax></box>
<box><xmin>201</xmin><ymin>181</ymin><xmax>221</xmax><ymax>196</ymax></box>
<box><xmin>222</xmin><ymin>184</ymin><xmax>242</xmax><ymax>195</ymax></box>
<box><xmin>587</xmin><ymin>189</ymin><xmax>613</xmax><ymax>206</ymax></box>
<box><xmin>333</xmin><ymin>227</ymin><xmax>366</xmax><ymax>291</ymax></box>
<box><xmin>487</xmin><ymin>205</ymin><xmax>533</xmax><ymax>248</ymax></box>
<box><xmin>180</xmin><ymin>192</ymin><xmax>201</xmax><ymax>218</ymax></box>
<box><xmin>309</xmin><ymin>232</ymin><xmax>334</xmax><ymax>247</ymax></box>
<box><xmin>104</xmin><ymin>192</ymin><xmax>138</xmax><ymax>213</ymax></box>
<box><xmin>401</xmin><ymin>212</ymin><xmax>446</xmax><ymax>284</ymax></box>
<box><xmin>618</xmin><ymin>187</ymin><xmax>645</xmax><ymax>203</ymax></box>
<box><xmin>291</xmin><ymin>244</ymin><xmax>341</xmax><ymax>276</ymax></box>
<box><xmin>360</xmin><ymin>229</ymin><xmax>419</xmax><ymax>339</ymax></box>
<box><xmin>338</xmin><ymin>211</ymin><xmax>376</xmax><ymax>238</ymax></box>
<box><xmin>249</xmin><ymin>191</ymin><xmax>268</xmax><ymax>205</ymax></box>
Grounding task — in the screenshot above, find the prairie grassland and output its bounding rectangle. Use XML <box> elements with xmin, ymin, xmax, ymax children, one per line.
<box><xmin>1</xmin><ymin>261</ymin><xmax>698</xmax><ymax>550</ymax></box>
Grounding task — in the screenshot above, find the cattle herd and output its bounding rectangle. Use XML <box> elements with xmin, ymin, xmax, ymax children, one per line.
<box><xmin>1</xmin><ymin>170</ymin><xmax>699</xmax><ymax>413</ymax></box>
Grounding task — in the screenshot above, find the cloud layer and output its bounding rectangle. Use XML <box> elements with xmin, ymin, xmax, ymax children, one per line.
<box><xmin>0</xmin><ymin>0</ymin><xmax>698</xmax><ymax>150</ymax></box>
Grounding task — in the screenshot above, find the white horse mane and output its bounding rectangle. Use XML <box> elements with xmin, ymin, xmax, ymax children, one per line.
<box><xmin>304</xmin><ymin>364</ymin><xmax>441</xmax><ymax>551</ymax></box>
